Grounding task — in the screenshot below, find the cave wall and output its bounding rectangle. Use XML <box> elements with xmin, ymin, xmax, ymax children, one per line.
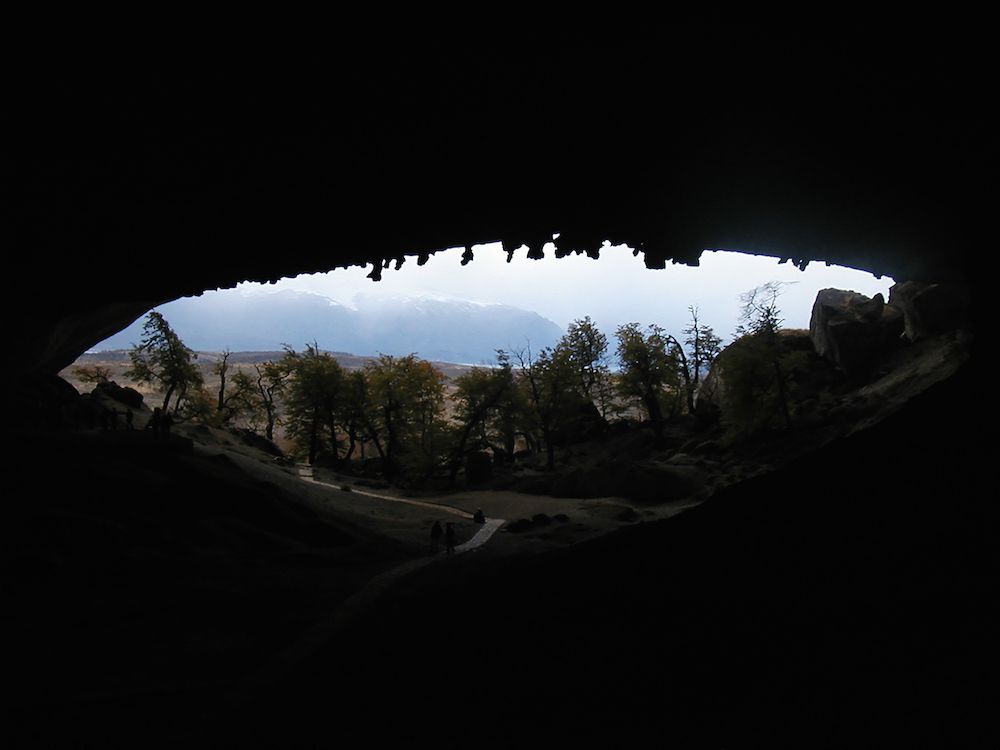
<box><xmin>8</xmin><ymin>23</ymin><xmax>987</xmax><ymax>379</ymax></box>
<box><xmin>5</xmin><ymin>23</ymin><xmax>992</xmax><ymax>740</ymax></box>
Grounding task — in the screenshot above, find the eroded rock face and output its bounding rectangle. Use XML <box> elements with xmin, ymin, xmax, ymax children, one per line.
<box><xmin>9</xmin><ymin>28</ymin><xmax>981</xmax><ymax>383</ymax></box>
<box><xmin>92</xmin><ymin>381</ymin><xmax>145</xmax><ymax>411</ymax></box>
<box><xmin>809</xmin><ymin>289</ymin><xmax>904</xmax><ymax>374</ymax></box>
<box><xmin>888</xmin><ymin>281</ymin><xmax>971</xmax><ymax>342</ymax></box>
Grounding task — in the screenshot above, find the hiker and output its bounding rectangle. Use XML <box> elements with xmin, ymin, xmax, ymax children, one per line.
<box><xmin>430</xmin><ymin>520</ymin><xmax>443</xmax><ymax>553</ymax></box>
<box><xmin>149</xmin><ymin>407</ymin><xmax>162</xmax><ymax>439</ymax></box>
<box><xmin>445</xmin><ymin>522</ymin><xmax>456</xmax><ymax>555</ymax></box>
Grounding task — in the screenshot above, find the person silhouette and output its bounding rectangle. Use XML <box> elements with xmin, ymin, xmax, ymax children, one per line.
<box><xmin>430</xmin><ymin>520</ymin><xmax>443</xmax><ymax>554</ymax></box>
<box><xmin>125</xmin><ymin>409</ymin><xmax>134</xmax><ymax>430</ymax></box>
<box><xmin>473</xmin><ymin>508</ymin><xmax>485</xmax><ymax>524</ymax></box>
<box><xmin>445</xmin><ymin>522</ymin><xmax>456</xmax><ymax>555</ymax></box>
<box><xmin>150</xmin><ymin>407</ymin><xmax>162</xmax><ymax>439</ymax></box>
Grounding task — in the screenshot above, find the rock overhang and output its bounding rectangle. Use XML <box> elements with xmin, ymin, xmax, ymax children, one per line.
<box><xmin>7</xmin><ymin>24</ymin><xmax>986</xmax><ymax>379</ymax></box>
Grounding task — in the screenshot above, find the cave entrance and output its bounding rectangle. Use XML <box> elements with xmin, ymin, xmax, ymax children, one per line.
<box><xmin>45</xmin><ymin>240</ymin><xmax>974</xmax><ymax>735</ymax></box>
<box><xmin>88</xmin><ymin>244</ymin><xmax>895</xmax><ymax>361</ymax></box>
<box><xmin>64</xmin><ymin>242</ymin><xmax>911</xmax><ymax>488</ymax></box>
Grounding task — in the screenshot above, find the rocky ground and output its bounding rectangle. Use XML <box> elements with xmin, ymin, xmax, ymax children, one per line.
<box><xmin>11</xmin><ymin>285</ymin><xmax>984</xmax><ymax>744</ymax></box>
<box><xmin>485</xmin><ymin>326</ymin><xmax>972</xmax><ymax>510</ymax></box>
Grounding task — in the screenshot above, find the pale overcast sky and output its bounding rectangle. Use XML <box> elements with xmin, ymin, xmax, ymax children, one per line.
<box><xmin>233</xmin><ymin>243</ymin><xmax>895</xmax><ymax>345</ymax></box>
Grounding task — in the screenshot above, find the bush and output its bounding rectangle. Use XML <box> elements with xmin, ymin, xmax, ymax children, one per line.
<box><xmin>505</xmin><ymin>518</ymin><xmax>533</xmax><ymax>533</ymax></box>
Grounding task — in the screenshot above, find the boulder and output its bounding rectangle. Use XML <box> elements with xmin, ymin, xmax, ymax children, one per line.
<box><xmin>697</xmin><ymin>329</ymin><xmax>829</xmax><ymax>432</ymax></box>
<box><xmin>92</xmin><ymin>380</ymin><xmax>145</xmax><ymax>410</ymax></box>
<box><xmin>236</xmin><ymin>428</ymin><xmax>285</xmax><ymax>458</ymax></box>
<box><xmin>809</xmin><ymin>289</ymin><xmax>904</xmax><ymax>374</ymax></box>
<box><xmin>888</xmin><ymin>280</ymin><xmax>970</xmax><ymax>341</ymax></box>
<box><xmin>551</xmin><ymin>399</ymin><xmax>608</xmax><ymax>445</ymax></box>
<box><xmin>618</xmin><ymin>460</ymin><xmax>705</xmax><ymax>503</ymax></box>
<box><xmin>693</xmin><ymin>367</ymin><xmax>724</xmax><ymax>417</ymax></box>
<box><xmin>505</xmin><ymin>518</ymin><xmax>533</xmax><ymax>533</ymax></box>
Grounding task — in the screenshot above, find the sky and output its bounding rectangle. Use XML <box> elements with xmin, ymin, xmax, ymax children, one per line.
<box><xmin>232</xmin><ymin>243</ymin><xmax>895</xmax><ymax>347</ymax></box>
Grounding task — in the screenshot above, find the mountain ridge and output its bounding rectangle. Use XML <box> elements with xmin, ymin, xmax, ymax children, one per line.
<box><xmin>93</xmin><ymin>289</ymin><xmax>565</xmax><ymax>365</ymax></box>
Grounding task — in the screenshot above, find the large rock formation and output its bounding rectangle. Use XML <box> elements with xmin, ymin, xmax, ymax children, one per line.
<box><xmin>809</xmin><ymin>289</ymin><xmax>905</xmax><ymax>374</ymax></box>
<box><xmin>5</xmin><ymin>24</ymin><xmax>991</xmax><ymax>745</ymax></box>
<box><xmin>92</xmin><ymin>380</ymin><xmax>145</xmax><ymax>411</ymax></box>
<box><xmin>7</xmin><ymin>25</ymin><xmax>984</xmax><ymax>382</ymax></box>
<box><xmin>889</xmin><ymin>280</ymin><xmax>972</xmax><ymax>341</ymax></box>
<box><xmin>695</xmin><ymin>329</ymin><xmax>817</xmax><ymax>416</ymax></box>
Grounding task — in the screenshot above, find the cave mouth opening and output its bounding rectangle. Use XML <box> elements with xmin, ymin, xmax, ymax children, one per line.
<box><xmin>89</xmin><ymin>244</ymin><xmax>896</xmax><ymax>362</ymax></box>
<box><xmin>62</xmin><ymin>241</ymin><xmax>924</xmax><ymax>498</ymax></box>
<box><xmin>30</xmin><ymin>241</ymin><xmax>976</xmax><ymax>742</ymax></box>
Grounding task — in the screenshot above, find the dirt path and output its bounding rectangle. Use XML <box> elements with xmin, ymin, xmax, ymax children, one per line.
<box><xmin>298</xmin><ymin>463</ymin><xmax>507</xmax><ymax>557</ymax></box>
<box><xmin>236</xmin><ymin>467</ymin><xmax>508</xmax><ymax>697</ymax></box>
<box><xmin>297</xmin><ymin>463</ymin><xmax>477</xmax><ymax>519</ymax></box>
<box><xmin>196</xmin><ymin>446</ymin><xmax>698</xmax><ymax>706</ymax></box>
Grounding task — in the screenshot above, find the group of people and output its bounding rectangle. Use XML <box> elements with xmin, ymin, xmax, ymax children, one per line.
<box><xmin>148</xmin><ymin>407</ymin><xmax>174</xmax><ymax>439</ymax></box>
<box><xmin>429</xmin><ymin>520</ymin><xmax>455</xmax><ymax>555</ymax></box>
<box><xmin>92</xmin><ymin>403</ymin><xmax>174</xmax><ymax>439</ymax></box>
<box><xmin>429</xmin><ymin>508</ymin><xmax>487</xmax><ymax>556</ymax></box>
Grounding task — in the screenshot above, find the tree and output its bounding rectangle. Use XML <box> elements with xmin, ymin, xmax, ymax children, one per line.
<box><xmin>337</xmin><ymin>369</ymin><xmax>372</xmax><ymax>463</ymax></box>
<box><xmin>559</xmin><ymin>316</ymin><xmax>614</xmax><ymax>419</ymax></box>
<box><xmin>736</xmin><ymin>281</ymin><xmax>787</xmax><ymax>339</ymax></box>
<box><xmin>449</xmin><ymin>350</ymin><xmax>522</xmax><ymax>481</ymax></box>
<box><xmin>175</xmin><ymin>383</ymin><xmax>224</xmax><ymax>427</ymax></box>
<box><xmin>734</xmin><ymin>281</ymin><xmax>793</xmax><ymax>429</ymax></box>
<box><xmin>511</xmin><ymin>344</ymin><xmax>578</xmax><ymax>470</ymax></box>
<box><xmin>364</xmin><ymin>354</ymin><xmax>447</xmax><ymax>481</ymax></box>
<box><xmin>713</xmin><ymin>281</ymin><xmax>807</xmax><ymax>437</ymax></box>
<box><xmin>125</xmin><ymin>311</ymin><xmax>203</xmax><ymax>414</ymax></box>
<box><xmin>72</xmin><ymin>364</ymin><xmax>111</xmax><ymax>386</ymax></box>
<box><xmin>223</xmin><ymin>370</ymin><xmax>261</xmax><ymax>427</ymax></box>
<box><xmin>282</xmin><ymin>344</ymin><xmax>346</xmax><ymax>464</ymax></box>
<box><xmin>209</xmin><ymin>350</ymin><xmax>259</xmax><ymax>426</ymax></box>
<box><xmin>253</xmin><ymin>358</ymin><xmax>292</xmax><ymax>441</ymax></box>
<box><xmin>215</xmin><ymin>350</ymin><xmax>232</xmax><ymax>414</ymax></box>
<box><xmin>669</xmin><ymin>305</ymin><xmax>722</xmax><ymax>414</ymax></box>
<box><xmin>615</xmin><ymin>322</ymin><xmax>680</xmax><ymax>439</ymax></box>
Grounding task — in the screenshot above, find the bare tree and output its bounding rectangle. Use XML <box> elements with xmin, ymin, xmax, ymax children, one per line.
<box><xmin>735</xmin><ymin>281</ymin><xmax>794</xmax><ymax>429</ymax></box>
<box><xmin>667</xmin><ymin>305</ymin><xmax>722</xmax><ymax>414</ymax></box>
<box><xmin>253</xmin><ymin>359</ymin><xmax>291</xmax><ymax>441</ymax></box>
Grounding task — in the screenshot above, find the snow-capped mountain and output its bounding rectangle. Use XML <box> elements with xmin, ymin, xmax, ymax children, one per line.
<box><xmin>93</xmin><ymin>288</ymin><xmax>564</xmax><ymax>364</ymax></box>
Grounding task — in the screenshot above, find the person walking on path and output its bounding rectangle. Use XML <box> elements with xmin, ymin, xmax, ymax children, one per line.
<box><xmin>430</xmin><ymin>520</ymin><xmax>443</xmax><ymax>554</ymax></box>
<box><xmin>445</xmin><ymin>522</ymin><xmax>456</xmax><ymax>555</ymax></box>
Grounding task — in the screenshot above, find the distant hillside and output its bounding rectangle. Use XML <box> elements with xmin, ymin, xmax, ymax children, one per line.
<box><xmin>93</xmin><ymin>289</ymin><xmax>565</xmax><ymax>365</ymax></box>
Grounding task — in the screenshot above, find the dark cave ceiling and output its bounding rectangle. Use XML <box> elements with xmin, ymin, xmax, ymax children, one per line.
<box><xmin>7</xmin><ymin>23</ymin><xmax>989</xmax><ymax>378</ymax></box>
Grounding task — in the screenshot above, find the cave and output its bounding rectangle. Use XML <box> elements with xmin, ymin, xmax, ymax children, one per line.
<box><xmin>7</xmin><ymin>24</ymin><xmax>991</xmax><ymax>745</ymax></box>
